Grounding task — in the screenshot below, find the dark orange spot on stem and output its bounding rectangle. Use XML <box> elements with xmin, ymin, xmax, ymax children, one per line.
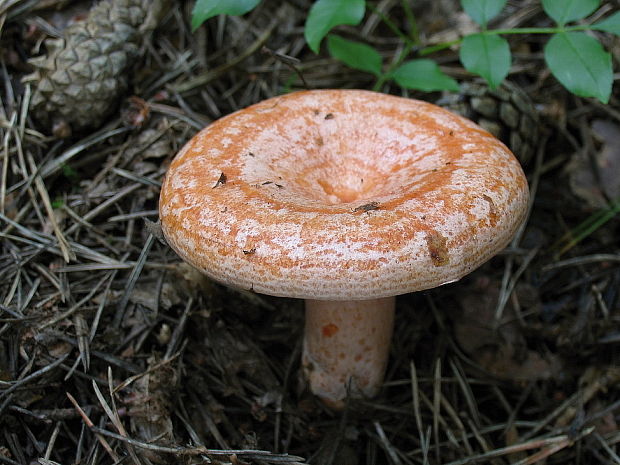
<box><xmin>322</xmin><ymin>324</ymin><xmax>339</xmax><ymax>337</ymax></box>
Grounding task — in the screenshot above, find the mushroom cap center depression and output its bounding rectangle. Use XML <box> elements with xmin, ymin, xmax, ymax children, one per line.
<box><xmin>242</xmin><ymin>119</ymin><xmax>426</xmax><ymax>206</ymax></box>
<box><xmin>235</xmin><ymin>105</ymin><xmax>457</xmax><ymax>208</ymax></box>
<box><xmin>159</xmin><ymin>90</ymin><xmax>529</xmax><ymax>300</ymax></box>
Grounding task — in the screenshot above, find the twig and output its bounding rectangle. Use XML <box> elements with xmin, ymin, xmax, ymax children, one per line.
<box><xmin>39</xmin><ymin>126</ymin><xmax>129</xmax><ymax>179</ymax></box>
<box><xmin>172</xmin><ymin>15</ymin><xmax>280</xmax><ymax>93</ymax></box>
<box><xmin>43</xmin><ymin>422</ymin><xmax>61</xmax><ymax>461</ymax></box>
<box><xmin>262</xmin><ymin>46</ymin><xmax>309</xmax><ymax>89</ymax></box>
<box><xmin>113</xmin><ymin>351</ymin><xmax>181</xmax><ymax>393</ymax></box>
<box><xmin>433</xmin><ymin>357</ymin><xmax>441</xmax><ymax>463</ymax></box>
<box><xmin>93</xmin><ymin>373</ymin><xmax>142</xmax><ymax>464</ymax></box>
<box><xmin>0</xmin><ymin>354</ymin><xmax>69</xmax><ymax>401</ymax></box>
<box><xmin>66</xmin><ymin>392</ymin><xmax>121</xmax><ymax>463</ymax></box>
<box><xmin>81</xmin><ymin>424</ymin><xmax>306</xmax><ymax>463</ymax></box>
<box><xmin>444</xmin><ymin>427</ymin><xmax>595</xmax><ymax>465</ymax></box>
<box><xmin>0</xmin><ymin>112</ymin><xmax>15</xmax><ymax>215</ymax></box>
<box><xmin>410</xmin><ymin>361</ymin><xmax>430</xmax><ymax>465</ymax></box>
<box><xmin>39</xmin><ymin>275</ymin><xmax>109</xmax><ymax>330</ymax></box>
<box><xmin>374</xmin><ymin>421</ymin><xmax>404</xmax><ymax>465</ymax></box>
<box><xmin>542</xmin><ymin>253</ymin><xmax>620</xmax><ymax>271</ymax></box>
<box><xmin>113</xmin><ymin>233</ymin><xmax>155</xmax><ymax>328</ymax></box>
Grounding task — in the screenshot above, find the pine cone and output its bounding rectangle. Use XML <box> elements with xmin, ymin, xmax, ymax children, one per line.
<box><xmin>437</xmin><ymin>80</ymin><xmax>539</xmax><ymax>165</ymax></box>
<box><xmin>25</xmin><ymin>0</ymin><xmax>167</xmax><ymax>136</ymax></box>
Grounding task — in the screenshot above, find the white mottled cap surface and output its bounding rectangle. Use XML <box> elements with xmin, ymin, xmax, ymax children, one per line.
<box><xmin>159</xmin><ymin>89</ymin><xmax>529</xmax><ymax>300</ymax></box>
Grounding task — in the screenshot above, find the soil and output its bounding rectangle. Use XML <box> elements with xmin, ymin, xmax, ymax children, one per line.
<box><xmin>1</xmin><ymin>1</ymin><xmax>619</xmax><ymax>464</ymax></box>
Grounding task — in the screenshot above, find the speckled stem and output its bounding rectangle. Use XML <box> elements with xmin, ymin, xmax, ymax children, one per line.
<box><xmin>302</xmin><ymin>297</ymin><xmax>395</xmax><ymax>408</ymax></box>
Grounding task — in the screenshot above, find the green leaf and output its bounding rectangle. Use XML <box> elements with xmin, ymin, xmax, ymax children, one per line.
<box><xmin>544</xmin><ymin>32</ymin><xmax>612</xmax><ymax>103</ymax></box>
<box><xmin>304</xmin><ymin>0</ymin><xmax>365</xmax><ymax>53</ymax></box>
<box><xmin>541</xmin><ymin>0</ymin><xmax>599</xmax><ymax>26</ymax></box>
<box><xmin>459</xmin><ymin>33</ymin><xmax>511</xmax><ymax>89</ymax></box>
<box><xmin>327</xmin><ymin>35</ymin><xmax>382</xmax><ymax>76</ymax></box>
<box><xmin>592</xmin><ymin>11</ymin><xmax>620</xmax><ymax>36</ymax></box>
<box><xmin>460</xmin><ymin>0</ymin><xmax>507</xmax><ymax>28</ymax></box>
<box><xmin>191</xmin><ymin>0</ymin><xmax>261</xmax><ymax>30</ymax></box>
<box><xmin>389</xmin><ymin>59</ymin><xmax>460</xmax><ymax>92</ymax></box>
<box><xmin>62</xmin><ymin>164</ymin><xmax>78</xmax><ymax>180</ymax></box>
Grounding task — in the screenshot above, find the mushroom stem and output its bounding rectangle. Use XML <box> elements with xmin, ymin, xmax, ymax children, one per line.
<box><xmin>302</xmin><ymin>297</ymin><xmax>395</xmax><ymax>407</ymax></box>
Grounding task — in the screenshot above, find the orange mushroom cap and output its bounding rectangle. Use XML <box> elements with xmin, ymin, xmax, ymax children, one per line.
<box><xmin>159</xmin><ymin>89</ymin><xmax>529</xmax><ymax>300</ymax></box>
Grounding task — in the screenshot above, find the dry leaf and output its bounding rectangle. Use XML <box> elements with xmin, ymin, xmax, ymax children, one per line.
<box><xmin>592</xmin><ymin>119</ymin><xmax>620</xmax><ymax>201</ymax></box>
<box><xmin>568</xmin><ymin>119</ymin><xmax>620</xmax><ymax>208</ymax></box>
<box><xmin>128</xmin><ymin>355</ymin><xmax>178</xmax><ymax>462</ymax></box>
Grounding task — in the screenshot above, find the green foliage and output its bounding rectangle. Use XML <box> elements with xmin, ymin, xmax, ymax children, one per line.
<box><xmin>537</xmin><ymin>0</ymin><xmax>614</xmax><ymax>103</ymax></box>
<box><xmin>304</xmin><ymin>0</ymin><xmax>365</xmax><ymax>53</ymax></box>
<box><xmin>191</xmin><ymin>0</ymin><xmax>261</xmax><ymax>31</ymax></box>
<box><xmin>592</xmin><ymin>11</ymin><xmax>620</xmax><ymax>35</ymax></box>
<box><xmin>542</xmin><ymin>0</ymin><xmax>599</xmax><ymax>26</ymax></box>
<box><xmin>544</xmin><ymin>32</ymin><xmax>612</xmax><ymax>103</ymax></box>
<box><xmin>326</xmin><ymin>36</ymin><xmax>458</xmax><ymax>91</ymax></box>
<box><xmin>190</xmin><ymin>0</ymin><xmax>620</xmax><ymax>101</ymax></box>
<box><xmin>461</xmin><ymin>0</ymin><xmax>506</xmax><ymax>28</ymax></box>
<box><xmin>460</xmin><ymin>34</ymin><xmax>511</xmax><ymax>89</ymax></box>
<box><xmin>552</xmin><ymin>198</ymin><xmax>620</xmax><ymax>257</ymax></box>
<box><xmin>62</xmin><ymin>164</ymin><xmax>79</xmax><ymax>181</ymax></box>
<box><xmin>327</xmin><ymin>35</ymin><xmax>382</xmax><ymax>76</ymax></box>
<box><xmin>389</xmin><ymin>59</ymin><xmax>460</xmax><ymax>92</ymax></box>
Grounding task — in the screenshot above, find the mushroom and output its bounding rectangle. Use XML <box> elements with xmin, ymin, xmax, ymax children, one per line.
<box><xmin>159</xmin><ymin>89</ymin><xmax>529</xmax><ymax>407</ymax></box>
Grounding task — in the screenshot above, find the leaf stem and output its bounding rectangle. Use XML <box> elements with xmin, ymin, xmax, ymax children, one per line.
<box><xmin>400</xmin><ymin>0</ymin><xmax>420</xmax><ymax>45</ymax></box>
<box><xmin>368</xmin><ymin>1</ymin><xmax>418</xmax><ymax>91</ymax></box>
<box><xmin>367</xmin><ymin>5</ymin><xmax>596</xmax><ymax>92</ymax></box>
<box><xmin>419</xmin><ymin>39</ymin><xmax>462</xmax><ymax>56</ymax></box>
<box><xmin>372</xmin><ymin>40</ymin><xmax>415</xmax><ymax>91</ymax></box>
<box><xmin>367</xmin><ymin>3</ymin><xmax>413</xmax><ymax>46</ymax></box>
<box><xmin>418</xmin><ymin>24</ymin><xmax>593</xmax><ymax>56</ymax></box>
<box><xmin>553</xmin><ymin>199</ymin><xmax>620</xmax><ymax>257</ymax></box>
<box><xmin>486</xmin><ymin>25</ymin><xmax>591</xmax><ymax>35</ymax></box>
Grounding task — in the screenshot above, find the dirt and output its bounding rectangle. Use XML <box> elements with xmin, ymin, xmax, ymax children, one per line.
<box><xmin>0</xmin><ymin>0</ymin><xmax>619</xmax><ymax>464</ymax></box>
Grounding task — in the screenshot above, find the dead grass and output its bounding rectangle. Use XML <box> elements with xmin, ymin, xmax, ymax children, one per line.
<box><xmin>1</xmin><ymin>0</ymin><xmax>619</xmax><ymax>464</ymax></box>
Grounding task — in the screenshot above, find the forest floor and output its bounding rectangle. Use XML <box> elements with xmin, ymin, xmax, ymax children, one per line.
<box><xmin>1</xmin><ymin>0</ymin><xmax>619</xmax><ymax>464</ymax></box>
